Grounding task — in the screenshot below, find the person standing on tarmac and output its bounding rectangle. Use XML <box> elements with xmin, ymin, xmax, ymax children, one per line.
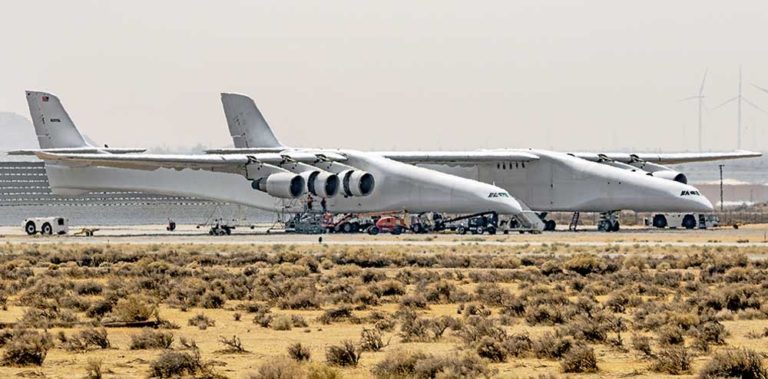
<box><xmin>321</xmin><ymin>197</ymin><xmax>327</xmax><ymax>212</ymax></box>
<box><xmin>307</xmin><ymin>194</ymin><xmax>314</xmax><ymax>211</ymax></box>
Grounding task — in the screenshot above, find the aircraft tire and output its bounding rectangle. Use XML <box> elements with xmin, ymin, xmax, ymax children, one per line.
<box><xmin>25</xmin><ymin>222</ymin><xmax>36</xmax><ymax>235</ymax></box>
<box><xmin>544</xmin><ymin>220</ymin><xmax>556</xmax><ymax>231</ymax></box>
<box><xmin>682</xmin><ymin>215</ymin><xmax>696</xmax><ymax>230</ymax></box>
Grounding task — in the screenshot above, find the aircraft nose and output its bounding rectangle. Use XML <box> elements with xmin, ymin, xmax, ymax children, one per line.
<box><xmin>486</xmin><ymin>195</ymin><xmax>523</xmax><ymax>215</ymax></box>
<box><xmin>692</xmin><ymin>193</ymin><xmax>714</xmax><ymax>212</ymax></box>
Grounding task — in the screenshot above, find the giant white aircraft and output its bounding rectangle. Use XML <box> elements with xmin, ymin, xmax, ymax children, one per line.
<box><xmin>13</xmin><ymin>91</ymin><xmax>548</xmax><ymax>231</ymax></box>
<box><xmin>213</xmin><ymin>93</ymin><xmax>759</xmax><ymax>231</ymax></box>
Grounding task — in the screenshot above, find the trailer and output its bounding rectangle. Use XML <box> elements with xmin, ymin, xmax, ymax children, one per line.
<box><xmin>645</xmin><ymin>213</ymin><xmax>719</xmax><ymax>230</ymax></box>
<box><xmin>23</xmin><ymin>217</ymin><xmax>69</xmax><ymax>235</ymax></box>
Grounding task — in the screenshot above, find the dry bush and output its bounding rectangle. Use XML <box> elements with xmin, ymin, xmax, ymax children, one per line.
<box><xmin>476</xmin><ymin>337</ymin><xmax>507</xmax><ymax>362</ymax></box>
<box><xmin>533</xmin><ymin>332</ymin><xmax>573</xmax><ymax>359</ymax></box>
<box><xmin>75</xmin><ymin>281</ymin><xmax>103</xmax><ymax>296</ymax></box>
<box><xmin>149</xmin><ymin>350</ymin><xmax>213</xmax><ymax>378</ymax></box>
<box><xmin>307</xmin><ymin>363</ymin><xmax>342</xmax><ymax>379</ymax></box>
<box><xmin>319</xmin><ymin>305</ymin><xmax>354</xmax><ymax>324</ymax></box>
<box><xmin>360</xmin><ymin>328</ymin><xmax>390</xmax><ymax>352</ymax></box>
<box><xmin>201</xmin><ymin>291</ymin><xmax>226</xmax><ymax>309</ymax></box>
<box><xmin>1</xmin><ymin>329</ymin><xmax>53</xmax><ymax>366</ymax></box>
<box><xmin>326</xmin><ymin>340</ymin><xmax>361</xmax><ymax>367</ymax></box>
<box><xmin>279</xmin><ymin>289</ymin><xmax>322</xmax><ymax>310</ymax></box>
<box><xmin>271</xmin><ymin>315</ymin><xmax>293</xmax><ymax>331</ymax></box>
<box><xmin>456</xmin><ymin>315</ymin><xmax>507</xmax><ymax>346</ymax></box>
<box><xmin>109</xmin><ymin>295</ymin><xmax>157</xmax><ymax>322</ymax></box>
<box><xmin>288</xmin><ymin>342</ymin><xmax>311</xmax><ymax>362</ymax></box>
<box><xmin>129</xmin><ymin>329</ymin><xmax>174</xmax><ymax>350</ymax></box>
<box><xmin>188</xmin><ymin>313</ymin><xmax>216</xmax><ymax>330</ymax></box>
<box><xmin>502</xmin><ymin>333</ymin><xmax>533</xmax><ymax>357</ymax></box>
<box><xmin>84</xmin><ymin>358</ymin><xmax>104</xmax><ymax>379</ymax></box>
<box><xmin>631</xmin><ymin>334</ymin><xmax>654</xmax><ymax>358</ymax></box>
<box><xmin>64</xmin><ymin>327</ymin><xmax>110</xmax><ymax>351</ymax></box>
<box><xmin>699</xmin><ymin>348</ymin><xmax>768</xmax><ymax>379</ymax></box>
<box><xmin>372</xmin><ymin>350</ymin><xmax>495</xmax><ymax>379</ymax></box>
<box><xmin>399</xmin><ymin>294</ymin><xmax>429</xmax><ymax>309</ymax></box>
<box><xmin>218</xmin><ymin>335</ymin><xmax>247</xmax><ymax>353</ymax></box>
<box><xmin>249</xmin><ymin>358</ymin><xmax>304</xmax><ymax>379</ymax></box>
<box><xmin>561</xmin><ymin>345</ymin><xmax>598</xmax><ymax>373</ymax></box>
<box><xmin>657</xmin><ymin>325</ymin><xmax>685</xmax><ymax>346</ymax></box>
<box><xmin>651</xmin><ymin>346</ymin><xmax>692</xmax><ymax>375</ymax></box>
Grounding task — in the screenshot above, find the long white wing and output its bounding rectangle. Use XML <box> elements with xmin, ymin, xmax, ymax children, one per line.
<box><xmin>34</xmin><ymin>151</ymin><xmax>347</xmax><ymax>173</ymax></box>
<box><xmin>378</xmin><ymin>151</ymin><xmax>540</xmax><ymax>163</ymax></box>
<box><xmin>573</xmin><ymin>150</ymin><xmax>762</xmax><ymax>164</ymax></box>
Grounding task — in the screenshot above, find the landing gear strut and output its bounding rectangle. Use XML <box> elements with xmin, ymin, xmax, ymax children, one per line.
<box><xmin>597</xmin><ymin>211</ymin><xmax>620</xmax><ymax>232</ymax></box>
<box><xmin>538</xmin><ymin>212</ymin><xmax>557</xmax><ymax>231</ymax></box>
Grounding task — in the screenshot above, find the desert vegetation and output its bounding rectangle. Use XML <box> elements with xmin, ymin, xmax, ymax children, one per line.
<box><xmin>0</xmin><ymin>242</ymin><xmax>765</xmax><ymax>377</ymax></box>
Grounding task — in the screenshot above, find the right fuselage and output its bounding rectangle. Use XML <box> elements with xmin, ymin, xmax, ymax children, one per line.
<box><xmin>419</xmin><ymin>149</ymin><xmax>713</xmax><ymax>213</ymax></box>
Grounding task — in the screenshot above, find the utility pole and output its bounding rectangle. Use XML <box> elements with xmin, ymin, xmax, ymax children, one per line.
<box><xmin>719</xmin><ymin>164</ymin><xmax>725</xmax><ymax>212</ymax></box>
<box><xmin>737</xmin><ymin>67</ymin><xmax>743</xmax><ymax>149</ymax></box>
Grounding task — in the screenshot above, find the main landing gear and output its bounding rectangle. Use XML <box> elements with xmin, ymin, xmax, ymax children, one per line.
<box><xmin>597</xmin><ymin>211</ymin><xmax>620</xmax><ymax>232</ymax></box>
<box><xmin>538</xmin><ymin>212</ymin><xmax>557</xmax><ymax>231</ymax></box>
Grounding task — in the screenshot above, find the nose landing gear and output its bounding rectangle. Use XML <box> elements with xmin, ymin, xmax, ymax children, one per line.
<box><xmin>598</xmin><ymin>211</ymin><xmax>620</xmax><ymax>232</ymax></box>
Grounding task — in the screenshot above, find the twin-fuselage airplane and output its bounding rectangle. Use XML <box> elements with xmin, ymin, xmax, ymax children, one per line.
<box><xmin>12</xmin><ymin>91</ymin><xmax>760</xmax><ymax>232</ymax></box>
<box><xmin>16</xmin><ymin>91</ymin><xmax>547</xmax><ymax>230</ymax></box>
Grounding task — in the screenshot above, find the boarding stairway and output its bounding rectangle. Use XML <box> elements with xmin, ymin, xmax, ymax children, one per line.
<box><xmin>515</xmin><ymin>201</ymin><xmax>546</xmax><ymax>233</ymax></box>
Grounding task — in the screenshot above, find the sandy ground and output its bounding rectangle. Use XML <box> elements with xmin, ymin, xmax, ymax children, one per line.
<box><xmin>2</xmin><ymin>223</ymin><xmax>768</xmax><ymax>247</ymax></box>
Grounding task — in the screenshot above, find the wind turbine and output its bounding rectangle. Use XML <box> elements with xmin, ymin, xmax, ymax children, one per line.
<box><xmin>681</xmin><ymin>69</ymin><xmax>708</xmax><ymax>151</ymax></box>
<box><xmin>714</xmin><ymin>67</ymin><xmax>766</xmax><ymax>149</ymax></box>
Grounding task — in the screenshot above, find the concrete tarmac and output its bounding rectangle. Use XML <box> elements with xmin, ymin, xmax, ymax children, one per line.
<box><xmin>2</xmin><ymin>223</ymin><xmax>768</xmax><ymax>248</ymax></box>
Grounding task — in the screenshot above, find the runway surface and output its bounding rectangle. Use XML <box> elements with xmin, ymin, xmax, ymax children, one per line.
<box><xmin>3</xmin><ymin>223</ymin><xmax>768</xmax><ymax>248</ymax></box>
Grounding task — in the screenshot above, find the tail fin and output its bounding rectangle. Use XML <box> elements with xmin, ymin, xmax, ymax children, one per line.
<box><xmin>26</xmin><ymin>91</ymin><xmax>91</xmax><ymax>149</ymax></box>
<box><xmin>221</xmin><ymin>93</ymin><xmax>283</xmax><ymax>149</ymax></box>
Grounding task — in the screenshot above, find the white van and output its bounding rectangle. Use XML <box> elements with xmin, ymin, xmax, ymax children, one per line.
<box><xmin>23</xmin><ymin>217</ymin><xmax>69</xmax><ymax>235</ymax></box>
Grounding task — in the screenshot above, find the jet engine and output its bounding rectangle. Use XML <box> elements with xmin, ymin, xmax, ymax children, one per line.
<box><xmin>301</xmin><ymin>171</ymin><xmax>340</xmax><ymax>198</ymax></box>
<box><xmin>630</xmin><ymin>162</ymin><xmax>688</xmax><ymax>184</ymax></box>
<box><xmin>251</xmin><ymin>173</ymin><xmax>306</xmax><ymax>198</ymax></box>
<box><xmin>339</xmin><ymin>170</ymin><xmax>375</xmax><ymax>196</ymax></box>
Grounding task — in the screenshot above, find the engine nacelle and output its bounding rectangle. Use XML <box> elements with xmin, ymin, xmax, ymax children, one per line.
<box><xmin>649</xmin><ymin>170</ymin><xmax>688</xmax><ymax>184</ymax></box>
<box><xmin>251</xmin><ymin>173</ymin><xmax>306</xmax><ymax>198</ymax></box>
<box><xmin>631</xmin><ymin>162</ymin><xmax>688</xmax><ymax>184</ymax></box>
<box><xmin>339</xmin><ymin>170</ymin><xmax>375</xmax><ymax>197</ymax></box>
<box><xmin>301</xmin><ymin>171</ymin><xmax>340</xmax><ymax>198</ymax></box>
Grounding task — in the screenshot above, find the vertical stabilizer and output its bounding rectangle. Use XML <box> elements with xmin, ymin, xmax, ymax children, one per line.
<box><xmin>26</xmin><ymin>91</ymin><xmax>91</xmax><ymax>149</ymax></box>
<box><xmin>221</xmin><ymin>93</ymin><xmax>283</xmax><ymax>149</ymax></box>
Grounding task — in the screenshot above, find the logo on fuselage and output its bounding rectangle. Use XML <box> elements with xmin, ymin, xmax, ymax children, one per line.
<box><xmin>680</xmin><ymin>190</ymin><xmax>701</xmax><ymax>196</ymax></box>
<box><xmin>488</xmin><ymin>192</ymin><xmax>510</xmax><ymax>198</ymax></box>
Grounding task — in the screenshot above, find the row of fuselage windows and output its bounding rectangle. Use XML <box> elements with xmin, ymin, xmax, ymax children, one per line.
<box><xmin>496</xmin><ymin>162</ymin><xmax>526</xmax><ymax>170</ymax></box>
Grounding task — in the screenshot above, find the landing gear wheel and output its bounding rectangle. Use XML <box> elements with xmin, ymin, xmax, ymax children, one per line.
<box><xmin>652</xmin><ymin>215</ymin><xmax>668</xmax><ymax>229</ymax></box>
<box><xmin>682</xmin><ymin>215</ymin><xmax>696</xmax><ymax>229</ymax></box>
<box><xmin>544</xmin><ymin>220</ymin><xmax>557</xmax><ymax>231</ymax></box>
<box><xmin>41</xmin><ymin>223</ymin><xmax>52</xmax><ymax>235</ymax></box>
<box><xmin>25</xmin><ymin>222</ymin><xmax>36</xmax><ymax>235</ymax></box>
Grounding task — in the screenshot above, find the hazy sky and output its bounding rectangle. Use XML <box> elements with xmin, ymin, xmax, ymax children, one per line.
<box><xmin>2</xmin><ymin>0</ymin><xmax>768</xmax><ymax>152</ymax></box>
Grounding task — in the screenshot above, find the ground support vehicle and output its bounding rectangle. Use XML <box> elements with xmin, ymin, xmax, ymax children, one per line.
<box><xmin>23</xmin><ymin>217</ymin><xmax>69</xmax><ymax>235</ymax></box>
